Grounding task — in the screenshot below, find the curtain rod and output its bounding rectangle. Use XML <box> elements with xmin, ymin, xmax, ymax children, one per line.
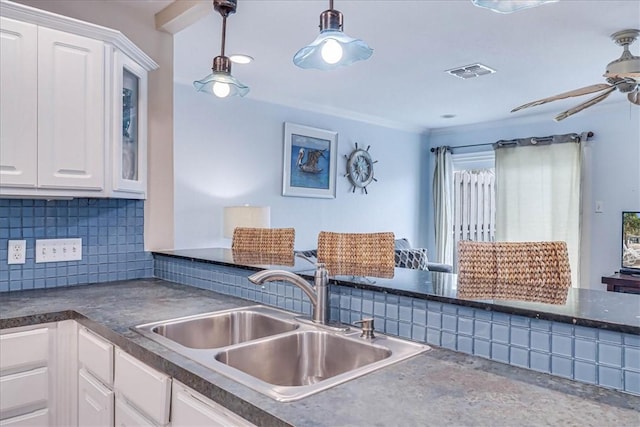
<box><xmin>430</xmin><ymin>131</ymin><xmax>594</xmax><ymax>153</ymax></box>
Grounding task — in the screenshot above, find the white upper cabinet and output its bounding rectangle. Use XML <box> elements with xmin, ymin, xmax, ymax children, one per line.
<box><xmin>111</xmin><ymin>50</ymin><xmax>148</xmax><ymax>196</ymax></box>
<box><xmin>0</xmin><ymin>17</ymin><xmax>38</xmax><ymax>188</ymax></box>
<box><xmin>0</xmin><ymin>0</ymin><xmax>158</xmax><ymax>199</ymax></box>
<box><xmin>37</xmin><ymin>26</ymin><xmax>105</xmax><ymax>190</ymax></box>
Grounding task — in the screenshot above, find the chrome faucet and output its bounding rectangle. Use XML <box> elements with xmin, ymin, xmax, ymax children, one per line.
<box><xmin>248</xmin><ymin>263</ymin><xmax>329</xmax><ymax>324</ymax></box>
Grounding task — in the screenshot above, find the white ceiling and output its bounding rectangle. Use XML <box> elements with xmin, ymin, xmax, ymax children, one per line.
<box><xmin>163</xmin><ymin>1</ymin><xmax>638</xmax><ymax>131</ymax></box>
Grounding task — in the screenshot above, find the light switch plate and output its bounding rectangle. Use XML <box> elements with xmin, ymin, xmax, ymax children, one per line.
<box><xmin>595</xmin><ymin>201</ymin><xmax>603</xmax><ymax>213</ymax></box>
<box><xmin>36</xmin><ymin>238</ymin><xmax>82</xmax><ymax>263</ymax></box>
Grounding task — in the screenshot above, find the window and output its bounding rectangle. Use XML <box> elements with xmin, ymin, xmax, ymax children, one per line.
<box><xmin>452</xmin><ymin>152</ymin><xmax>496</xmax><ymax>270</ymax></box>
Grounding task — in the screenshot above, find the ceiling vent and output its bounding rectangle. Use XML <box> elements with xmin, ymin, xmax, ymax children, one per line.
<box><xmin>446</xmin><ymin>63</ymin><xmax>496</xmax><ymax>79</ymax></box>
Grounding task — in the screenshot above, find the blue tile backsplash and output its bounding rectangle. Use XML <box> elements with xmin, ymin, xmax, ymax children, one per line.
<box><xmin>0</xmin><ymin>198</ymin><xmax>152</xmax><ymax>291</ymax></box>
<box><xmin>154</xmin><ymin>254</ymin><xmax>640</xmax><ymax>396</ymax></box>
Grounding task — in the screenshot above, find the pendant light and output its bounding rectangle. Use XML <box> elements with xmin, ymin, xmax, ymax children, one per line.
<box><xmin>471</xmin><ymin>0</ymin><xmax>558</xmax><ymax>14</ymax></box>
<box><xmin>293</xmin><ymin>0</ymin><xmax>373</xmax><ymax>70</ymax></box>
<box><xmin>194</xmin><ymin>0</ymin><xmax>249</xmax><ymax>97</ymax></box>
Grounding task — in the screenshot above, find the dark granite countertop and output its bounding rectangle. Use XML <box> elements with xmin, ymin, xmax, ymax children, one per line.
<box><xmin>154</xmin><ymin>249</ymin><xmax>640</xmax><ymax>334</ymax></box>
<box><xmin>1</xmin><ymin>279</ymin><xmax>639</xmax><ymax>427</ymax></box>
<box><xmin>154</xmin><ymin>248</ymin><xmax>317</xmax><ymax>273</ymax></box>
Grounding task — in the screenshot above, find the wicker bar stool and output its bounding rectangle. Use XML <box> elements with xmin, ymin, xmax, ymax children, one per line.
<box><xmin>457</xmin><ymin>240</ymin><xmax>571</xmax><ymax>304</ymax></box>
<box><xmin>231</xmin><ymin>227</ymin><xmax>295</xmax><ymax>266</ymax></box>
<box><xmin>457</xmin><ymin>241</ymin><xmax>497</xmax><ymax>300</ymax></box>
<box><xmin>495</xmin><ymin>241</ymin><xmax>571</xmax><ymax>304</ymax></box>
<box><xmin>317</xmin><ymin>231</ymin><xmax>395</xmax><ymax>278</ymax></box>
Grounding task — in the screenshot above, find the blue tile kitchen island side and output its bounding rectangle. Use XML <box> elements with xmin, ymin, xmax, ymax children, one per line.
<box><xmin>153</xmin><ymin>249</ymin><xmax>640</xmax><ymax>396</ymax></box>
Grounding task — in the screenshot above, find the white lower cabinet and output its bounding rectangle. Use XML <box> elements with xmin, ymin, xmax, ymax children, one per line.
<box><xmin>114</xmin><ymin>349</ymin><xmax>171</xmax><ymax>426</ymax></box>
<box><xmin>0</xmin><ymin>368</ymin><xmax>49</xmax><ymax>415</ymax></box>
<box><xmin>114</xmin><ymin>397</ymin><xmax>157</xmax><ymax>427</ymax></box>
<box><xmin>0</xmin><ymin>409</ymin><xmax>49</xmax><ymax>426</ymax></box>
<box><xmin>0</xmin><ymin>327</ymin><xmax>49</xmax><ymax>373</ymax></box>
<box><xmin>78</xmin><ymin>369</ymin><xmax>114</xmax><ymax>427</ymax></box>
<box><xmin>172</xmin><ymin>381</ymin><xmax>255</xmax><ymax>427</ymax></box>
<box><xmin>0</xmin><ymin>325</ymin><xmax>55</xmax><ymax>426</ymax></box>
<box><xmin>0</xmin><ymin>321</ymin><xmax>256</xmax><ymax>427</ymax></box>
<box><xmin>78</xmin><ymin>327</ymin><xmax>114</xmax><ymax>427</ymax></box>
<box><xmin>78</xmin><ymin>327</ymin><xmax>114</xmax><ymax>388</ymax></box>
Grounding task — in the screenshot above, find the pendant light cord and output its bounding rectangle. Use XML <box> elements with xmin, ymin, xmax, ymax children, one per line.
<box><xmin>220</xmin><ymin>15</ymin><xmax>227</xmax><ymax>57</ymax></box>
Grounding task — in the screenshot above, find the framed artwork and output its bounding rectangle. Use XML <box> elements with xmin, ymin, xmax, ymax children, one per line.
<box><xmin>282</xmin><ymin>123</ymin><xmax>337</xmax><ymax>198</ymax></box>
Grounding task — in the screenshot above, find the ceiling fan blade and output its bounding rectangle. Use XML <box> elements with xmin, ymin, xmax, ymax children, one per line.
<box><xmin>511</xmin><ymin>83</ymin><xmax>613</xmax><ymax>113</ymax></box>
<box><xmin>554</xmin><ymin>86</ymin><xmax>616</xmax><ymax>121</ymax></box>
<box><xmin>629</xmin><ymin>91</ymin><xmax>640</xmax><ymax>105</ymax></box>
<box><xmin>604</xmin><ymin>72</ymin><xmax>640</xmax><ymax>80</ymax></box>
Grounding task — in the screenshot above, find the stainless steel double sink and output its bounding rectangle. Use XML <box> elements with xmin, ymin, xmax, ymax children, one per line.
<box><xmin>135</xmin><ymin>305</ymin><xmax>429</xmax><ymax>401</ymax></box>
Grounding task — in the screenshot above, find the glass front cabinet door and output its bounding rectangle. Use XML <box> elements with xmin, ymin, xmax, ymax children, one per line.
<box><xmin>113</xmin><ymin>51</ymin><xmax>148</xmax><ymax>196</ymax></box>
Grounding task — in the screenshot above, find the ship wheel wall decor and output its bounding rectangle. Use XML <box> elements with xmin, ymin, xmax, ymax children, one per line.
<box><xmin>344</xmin><ymin>143</ymin><xmax>378</xmax><ymax>194</ymax></box>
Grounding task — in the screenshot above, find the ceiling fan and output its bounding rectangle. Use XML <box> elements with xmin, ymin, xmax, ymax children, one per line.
<box><xmin>511</xmin><ymin>29</ymin><xmax>640</xmax><ymax>121</ymax></box>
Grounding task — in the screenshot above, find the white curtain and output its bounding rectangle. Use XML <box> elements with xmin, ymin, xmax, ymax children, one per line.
<box><xmin>433</xmin><ymin>147</ymin><xmax>454</xmax><ymax>266</ymax></box>
<box><xmin>495</xmin><ymin>143</ymin><xmax>581</xmax><ymax>287</ymax></box>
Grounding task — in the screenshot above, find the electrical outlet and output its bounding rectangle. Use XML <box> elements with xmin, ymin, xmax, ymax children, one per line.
<box><xmin>8</xmin><ymin>240</ymin><xmax>26</xmax><ymax>265</ymax></box>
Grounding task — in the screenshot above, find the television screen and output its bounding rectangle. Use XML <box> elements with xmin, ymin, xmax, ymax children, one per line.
<box><xmin>622</xmin><ymin>211</ymin><xmax>640</xmax><ymax>275</ymax></box>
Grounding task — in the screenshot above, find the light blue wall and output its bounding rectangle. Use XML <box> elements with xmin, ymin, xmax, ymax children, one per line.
<box><xmin>427</xmin><ymin>101</ymin><xmax>640</xmax><ymax>289</ymax></box>
<box><xmin>173</xmin><ymin>84</ymin><xmax>638</xmax><ymax>285</ymax></box>
<box><xmin>173</xmin><ymin>83</ymin><xmax>430</xmax><ymax>250</ymax></box>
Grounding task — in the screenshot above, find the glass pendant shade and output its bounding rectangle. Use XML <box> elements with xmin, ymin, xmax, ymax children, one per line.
<box><xmin>471</xmin><ymin>0</ymin><xmax>558</xmax><ymax>14</ymax></box>
<box><xmin>294</xmin><ymin>29</ymin><xmax>373</xmax><ymax>70</ymax></box>
<box><xmin>294</xmin><ymin>4</ymin><xmax>372</xmax><ymax>70</ymax></box>
<box><xmin>193</xmin><ymin>72</ymin><xmax>249</xmax><ymax>97</ymax></box>
<box><xmin>194</xmin><ymin>55</ymin><xmax>249</xmax><ymax>98</ymax></box>
<box><xmin>194</xmin><ymin>0</ymin><xmax>249</xmax><ymax>97</ymax></box>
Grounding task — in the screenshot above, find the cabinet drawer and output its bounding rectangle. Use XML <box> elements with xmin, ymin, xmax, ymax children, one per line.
<box><xmin>114</xmin><ymin>349</ymin><xmax>170</xmax><ymax>425</ymax></box>
<box><xmin>78</xmin><ymin>369</ymin><xmax>114</xmax><ymax>427</ymax></box>
<box><xmin>0</xmin><ymin>368</ymin><xmax>48</xmax><ymax>416</ymax></box>
<box><xmin>0</xmin><ymin>328</ymin><xmax>48</xmax><ymax>371</ymax></box>
<box><xmin>0</xmin><ymin>408</ymin><xmax>48</xmax><ymax>426</ymax></box>
<box><xmin>172</xmin><ymin>381</ymin><xmax>255</xmax><ymax>427</ymax></box>
<box><xmin>78</xmin><ymin>328</ymin><xmax>114</xmax><ymax>386</ymax></box>
<box><xmin>115</xmin><ymin>397</ymin><xmax>157</xmax><ymax>427</ymax></box>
